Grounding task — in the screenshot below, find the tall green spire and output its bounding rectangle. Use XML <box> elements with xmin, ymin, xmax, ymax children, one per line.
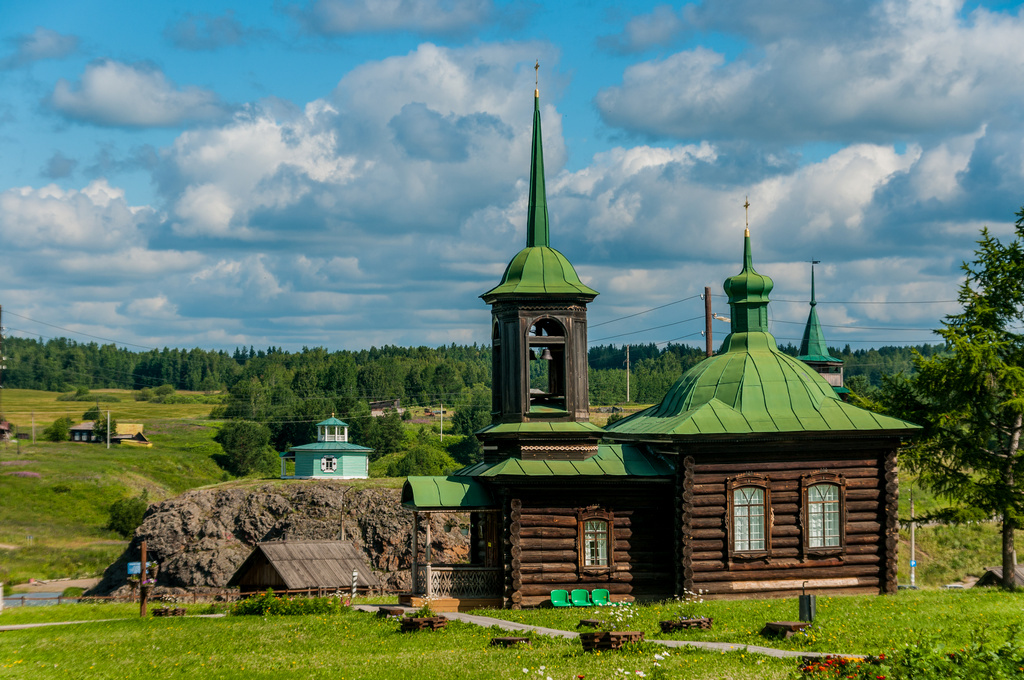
<box><xmin>526</xmin><ymin>90</ymin><xmax>550</xmax><ymax>248</ymax></box>
<box><xmin>798</xmin><ymin>263</ymin><xmax>840</xmax><ymax>361</ymax></box>
<box><xmin>722</xmin><ymin>229</ymin><xmax>774</xmax><ymax>334</ymax></box>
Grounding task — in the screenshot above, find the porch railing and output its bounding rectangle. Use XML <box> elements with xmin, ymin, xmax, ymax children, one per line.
<box><xmin>413</xmin><ymin>565</ymin><xmax>501</xmax><ymax>599</ymax></box>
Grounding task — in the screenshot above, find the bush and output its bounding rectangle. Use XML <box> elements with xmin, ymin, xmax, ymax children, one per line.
<box><xmin>107</xmin><ymin>490</ymin><xmax>149</xmax><ymax>537</ymax></box>
<box><xmin>134</xmin><ymin>388</ymin><xmax>154</xmax><ymax>402</ymax></box>
<box><xmin>214</xmin><ymin>420</ymin><xmax>278</xmax><ymax>477</ymax></box>
<box><xmin>794</xmin><ymin>631</ymin><xmax>1024</xmax><ymax>679</ymax></box>
<box><xmin>386</xmin><ymin>444</ymin><xmax>458</xmax><ymax>477</ymax></box>
<box><xmin>43</xmin><ymin>416</ymin><xmax>73</xmax><ymax>442</ymax></box>
<box><xmin>154</xmin><ymin>384</ymin><xmax>175</xmax><ymax>397</ymax></box>
<box><xmin>230</xmin><ymin>589</ymin><xmax>348</xmax><ymax>616</ymax></box>
<box><xmin>82</xmin><ymin>405</ymin><xmax>101</xmax><ymax>422</ymax></box>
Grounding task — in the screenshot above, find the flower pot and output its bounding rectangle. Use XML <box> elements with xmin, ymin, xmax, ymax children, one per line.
<box><xmin>659</xmin><ymin>617</ymin><xmax>713</xmax><ymax>632</ymax></box>
<box><xmin>399</xmin><ymin>616</ymin><xmax>448</xmax><ymax>632</ymax></box>
<box><xmin>578</xmin><ymin>630</ymin><xmax>644</xmax><ymax>651</ymax></box>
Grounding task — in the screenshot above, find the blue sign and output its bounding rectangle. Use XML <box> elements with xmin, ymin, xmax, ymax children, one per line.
<box><xmin>127</xmin><ymin>562</ymin><xmax>141</xmax><ymax>575</ymax></box>
<box><xmin>910</xmin><ymin>560</ymin><xmax>917</xmax><ymax>567</ymax></box>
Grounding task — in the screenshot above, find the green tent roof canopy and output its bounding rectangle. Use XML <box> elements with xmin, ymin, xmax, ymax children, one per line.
<box><xmin>605</xmin><ymin>232</ymin><xmax>920</xmax><ymax>440</ymax></box>
<box><xmin>797</xmin><ymin>265</ymin><xmax>841</xmax><ymax>363</ymax></box>
<box><xmin>316</xmin><ymin>416</ymin><xmax>349</xmax><ymax>427</ymax></box>
<box><xmin>401</xmin><ymin>475</ymin><xmax>496</xmax><ymax>510</ymax></box>
<box><xmin>482</xmin><ymin>88</ymin><xmax>597</xmax><ymax>302</ymax></box>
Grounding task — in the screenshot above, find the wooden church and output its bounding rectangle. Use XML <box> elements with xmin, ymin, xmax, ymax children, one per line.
<box><xmin>399</xmin><ymin>81</ymin><xmax>918</xmax><ymax>610</ymax></box>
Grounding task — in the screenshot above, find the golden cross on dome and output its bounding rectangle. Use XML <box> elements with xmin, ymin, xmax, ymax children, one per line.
<box><xmin>744</xmin><ymin>196</ymin><xmax>750</xmax><ymax>227</ymax></box>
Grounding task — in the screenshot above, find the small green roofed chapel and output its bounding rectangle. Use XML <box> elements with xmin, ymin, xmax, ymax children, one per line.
<box><xmin>606</xmin><ymin>229</ymin><xmax>919</xmax><ymax>440</ymax></box>
<box><xmin>279</xmin><ymin>416</ymin><xmax>372</xmax><ymax>479</ymax></box>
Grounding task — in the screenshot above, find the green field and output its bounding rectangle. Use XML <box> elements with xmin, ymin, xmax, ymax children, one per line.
<box><xmin>0</xmin><ymin>388</ymin><xmax>216</xmax><ymax>430</ymax></box>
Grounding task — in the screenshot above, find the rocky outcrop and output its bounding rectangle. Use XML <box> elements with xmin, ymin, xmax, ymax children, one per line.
<box><xmin>87</xmin><ymin>481</ymin><xmax>469</xmax><ymax>596</ymax></box>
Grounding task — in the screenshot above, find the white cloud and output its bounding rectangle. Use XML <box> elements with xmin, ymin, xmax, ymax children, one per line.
<box><xmin>292</xmin><ymin>0</ymin><xmax>493</xmax><ymax>36</ymax></box>
<box><xmin>164</xmin><ymin>11</ymin><xmax>257</xmax><ymax>51</ymax></box>
<box><xmin>124</xmin><ymin>296</ymin><xmax>179</xmax><ymax>319</ymax></box>
<box><xmin>596</xmin><ymin>0</ymin><xmax>1024</xmax><ymax>142</ymax></box>
<box><xmin>0</xmin><ymin>180</ymin><xmax>153</xmax><ymax>249</ymax></box>
<box><xmin>1</xmin><ymin>27</ymin><xmax>78</xmax><ymax>69</ymax></box>
<box><xmin>49</xmin><ymin>60</ymin><xmax>230</xmax><ymax>128</ymax></box>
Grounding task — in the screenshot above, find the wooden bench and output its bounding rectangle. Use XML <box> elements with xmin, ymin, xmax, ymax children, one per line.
<box><xmin>377</xmin><ymin>606</ymin><xmax>405</xmax><ymax>618</ymax></box>
<box><xmin>761</xmin><ymin>621</ymin><xmax>810</xmax><ymax>639</ymax></box>
<box><xmin>490</xmin><ymin>637</ymin><xmax>531</xmax><ymax>647</ymax></box>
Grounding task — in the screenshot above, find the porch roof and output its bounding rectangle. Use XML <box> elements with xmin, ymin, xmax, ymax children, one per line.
<box><xmin>401</xmin><ymin>475</ymin><xmax>496</xmax><ymax>510</ymax></box>
<box><xmin>455</xmin><ymin>443</ymin><xmax>674</xmax><ymax>478</ymax></box>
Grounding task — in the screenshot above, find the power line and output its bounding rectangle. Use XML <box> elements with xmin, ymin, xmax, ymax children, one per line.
<box><xmin>590</xmin><ymin>316</ymin><xmax>704</xmax><ymax>343</ymax></box>
<box><xmin>590</xmin><ymin>295</ymin><xmax>701</xmax><ymax>329</ymax></box>
<box><xmin>3</xmin><ymin>311</ymin><xmax>157</xmax><ymax>350</ymax></box>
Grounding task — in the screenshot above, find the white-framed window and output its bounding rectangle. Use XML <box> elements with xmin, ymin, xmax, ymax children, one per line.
<box><xmin>577</xmin><ymin>508</ymin><xmax>614</xmax><ymax>570</ymax></box>
<box><xmin>732</xmin><ymin>487</ymin><xmax>766</xmax><ymax>552</ymax></box>
<box><xmin>583</xmin><ymin>520</ymin><xmax>609</xmax><ymax>567</ymax></box>
<box><xmin>320</xmin><ymin>456</ymin><xmax>337</xmax><ymax>473</ymax></box>
<box><xmin>807</xmin><ymin>483</ymin><xmax>841</xmax><ymax>548</ymax></box>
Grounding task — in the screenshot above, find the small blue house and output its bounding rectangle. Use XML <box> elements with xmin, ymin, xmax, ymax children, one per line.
<box><xmin>280</xmin><ymin>417</ymin><xmax>372</xmax><ymax>479</ymax></box>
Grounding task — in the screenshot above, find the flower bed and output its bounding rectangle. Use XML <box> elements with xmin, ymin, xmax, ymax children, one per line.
<box><xmin>659</xmin><ymin>617</ymin><xmax>713</xmax><ymax>632</ymax></box>
<box><xmin>578</xmin><ymin>630</ymin><xmax>644</xmax><ymax>652</ymax></box>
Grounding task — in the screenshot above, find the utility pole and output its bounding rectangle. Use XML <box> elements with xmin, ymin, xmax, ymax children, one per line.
<box><xmin>624</xmin><ymin>344</ymin><xmax>630</xmax><ymax>403</ymax></box>
<box><xmin>704</xmin><ymin>286</ymin><xmax>713</xmax><ymax>357</ymax></box>
<box><xmin>439</xmin><ymin>402</ymin><xmax>443</xmax><ymax>442</ymax></box>
<box><xmin>31</xmin><ymin>412</ymin><xmax>35</xmax><ymax>444</ymax></box>
<box><xmin>106</xmin><ymin>411</ymin><xmax>111</xmax><ymax>449</ymax></box>
<box><xmin>910</xmin><ymin>485</ymin><xmax>916</xmax><ymax>588</ymax></box>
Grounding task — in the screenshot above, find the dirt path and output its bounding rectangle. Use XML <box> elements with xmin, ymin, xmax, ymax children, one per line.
<box><xmin>9</xmin><ymin>577</ymin><xmax>101</xmax><ymax>593</ymax></box>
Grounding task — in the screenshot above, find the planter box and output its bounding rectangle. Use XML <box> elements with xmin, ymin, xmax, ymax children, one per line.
<box><xmin>400</xmin><ymin>616</ymin><xmax>449</xmax><ymax>632</ymax></box>
<box><xmin>377</xmin><ymin>606</ymin><xmax>405</xmax><ymax>618</ymax></box>
<box><xmin>579</xmin><ymin>631</ymin><xmax>644</xmax><ymax>652</ymax></box>
<box><xmin>152</xmin><ymin>607</ymin><xmax>186</xmax><ymax>617</ymax></box>
<box><xmin>659</xmin><ymin>617</ymin><xmax>713</xmax><ymax>632</ymax></box>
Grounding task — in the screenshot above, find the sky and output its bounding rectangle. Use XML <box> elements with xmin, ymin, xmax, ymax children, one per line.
<box><xmin>1</xmin><ymin>0</ymin><xmax>1023</xmax><ymax>357</ymax></box>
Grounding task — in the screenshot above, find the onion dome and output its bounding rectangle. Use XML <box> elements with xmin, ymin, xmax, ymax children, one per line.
<box><xmin>604</xmin><ymin>230</ymin><xmax>918</xmax><ymax>439</ymax></box>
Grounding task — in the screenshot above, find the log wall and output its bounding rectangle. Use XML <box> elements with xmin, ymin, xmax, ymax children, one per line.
<box><xmin>506</xmin><ymin>485</ymin><xmax>674</xmax><ymax>608</ymax></box>
<box><xmin>683</xmin><ymin>449</ymin><xmax>898</xmax><ymax>599</ymax></box>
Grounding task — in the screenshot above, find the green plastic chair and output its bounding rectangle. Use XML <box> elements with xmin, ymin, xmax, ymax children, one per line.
<box><xmin>591</xmin><ymin>588</ymin><xmax>610</xmax><ymax>606</ymax></box>
<box><xmin>570</xmin><ymin>589</ymin><xmax>593</xmax><ymax>607</ymax></box>
<box><xmin>550</xmin><ymin>589</ymin><xmax>571</xmax><ymax>607</ymax></box>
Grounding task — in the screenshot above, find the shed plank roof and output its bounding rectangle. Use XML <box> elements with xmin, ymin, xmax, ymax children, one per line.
<box><xmin>227</xmin><ymin>540</ymin><xmax>380</xmax><ymax>589</ymax></box>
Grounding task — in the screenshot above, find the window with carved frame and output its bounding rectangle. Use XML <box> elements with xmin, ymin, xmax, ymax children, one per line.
<box><xmin>726</xmin><ymin>475</ymin><xmax>772</xmax><ymax>560</ymax></box>
<box><xmin>801</xmin><ymin>472</ymin><xmax>846</xmax><ymax>555</ymax></box>
<box><xmin>577</xmin><ymin>508</ymin><xmax>614</xmax><ymax>571</ymax></box>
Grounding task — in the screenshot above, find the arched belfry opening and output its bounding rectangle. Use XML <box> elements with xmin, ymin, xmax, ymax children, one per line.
<box><xmin>527</xmin><ymin>317</ymin><xmax>566</xmax><ymax>412</ymax></box>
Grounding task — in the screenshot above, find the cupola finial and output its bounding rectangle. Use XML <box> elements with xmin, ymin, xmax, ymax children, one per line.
<box><xmin>743</xmin><ymin>196</ymin><xmax>750</xmax><ymax>237</ymax></box>
<box><xmin>534</xmin><ymin>60</ymin><xmax>539</xmax><ymax>98</ymax></box>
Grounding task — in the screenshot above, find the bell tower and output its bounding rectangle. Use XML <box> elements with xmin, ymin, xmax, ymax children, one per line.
<box><xmin>478</xmin><ymin>73</ymin><xmax>602</xmax><ymax>462</ymax></box>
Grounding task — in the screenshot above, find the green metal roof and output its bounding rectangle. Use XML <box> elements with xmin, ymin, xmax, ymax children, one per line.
<box><xmin>475</xmin><ymin>421</ymin><xmax>606</xmax><ymax>436</ymax></box>
<box><xmin>317</xmin><ymin>417</ymin><xmax>349</xmax><ymax>427</ymax></box>
<box><xmin>481</xmin><ymin>90</ymin><xmax>597</xmax><ymax>302</ymax></box>
<box><xmin>605</xmin><ymin>233</ymin><xmax>919</xmax><ymax>440</ymax></box>
<box><xmin>287</xmin><ymin>441</ymin><xmax>372</xmax><ymax>453</ymax></box>
<box><xmin>454</xmin><ymin>442</ymin><xmax>674</xmax><ymax>478</ymax></box>
<box><xmin>483</xmin><ymin>246</ymin><xmax>599</xmax><ymax>299</ymax></box>
<box><xmin>797</xmin><ymin>266</ymin><xmax>841</xmax><ymax>363</ymax></box>
<box><xmin>401</xmin><ymin>475</ymin><xmax>495</xmax><ymax>510</ymax></box>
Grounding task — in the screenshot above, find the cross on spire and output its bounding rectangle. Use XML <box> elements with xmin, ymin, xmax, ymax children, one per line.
<box><xmin>743</xmin><ymin>196</ymin><xmax>751</xmax><ymax>236</ymax></box>
<box><xmin>534</xmin><ymin>60</ymin><xmax>539</xmax><ymax>96</ymax></box>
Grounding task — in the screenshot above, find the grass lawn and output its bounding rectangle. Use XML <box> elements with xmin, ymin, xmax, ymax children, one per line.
<box><xmin>473</xmin><ymin>589</ymin><xmax>1024</xmax><ymax>656</ymax></box>
<box><xmin>0</xmin><ymin>603</ymin><xmax>793</xmax><ymax>680</ymax></box>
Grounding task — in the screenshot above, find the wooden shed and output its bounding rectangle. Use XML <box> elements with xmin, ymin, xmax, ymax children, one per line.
<box><xmin>974</xmin><ymin>566</ymin><xmax>1024</xmax><ymax>587</ymax></box>
<box><xmin>227</xmin><ymin>540</ymin><xmax>380</xmax><ymax>594</ymax></box>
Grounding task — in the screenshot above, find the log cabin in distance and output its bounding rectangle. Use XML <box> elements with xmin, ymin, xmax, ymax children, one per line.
<box><xmin>399</xmin><ymin>82</ymin><xmax>920</xmax><ymax>611</ymax></box>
